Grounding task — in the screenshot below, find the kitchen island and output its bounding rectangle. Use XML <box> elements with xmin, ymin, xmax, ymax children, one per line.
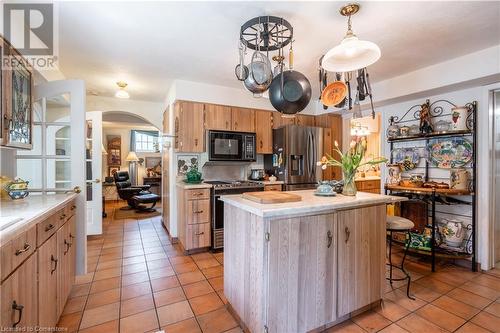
<box><xmin>221</xmin><ymin>190</ymin><xmax>405</xmax><ymax>333</ymax></box>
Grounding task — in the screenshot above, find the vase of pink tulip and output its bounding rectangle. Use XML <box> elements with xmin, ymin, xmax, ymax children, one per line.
<box><xmin>317</xmin><ymin>139</ymin><xmax>387</xmax><ymax>196</ymax></box>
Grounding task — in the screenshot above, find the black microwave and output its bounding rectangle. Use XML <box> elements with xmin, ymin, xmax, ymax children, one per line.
<box><xmin>208</xmin><ymin>130</ymin><xmax>256</xmax><ymax>162</ymax></box>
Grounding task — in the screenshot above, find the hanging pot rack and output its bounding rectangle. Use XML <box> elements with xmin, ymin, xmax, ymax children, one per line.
<box><xmin>240</xmin><ymin>16</ymin><xmax>293</xmax><ymax>51</ymax></box>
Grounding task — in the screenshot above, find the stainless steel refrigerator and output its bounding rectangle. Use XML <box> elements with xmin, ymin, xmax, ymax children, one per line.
<box><xmin>273</xmin><ymin>125</ymin><xmax>323</xmax><ymax>191</ymax></box>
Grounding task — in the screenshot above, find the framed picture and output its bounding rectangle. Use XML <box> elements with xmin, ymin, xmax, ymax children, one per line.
<box><xmin>145</xmin><ymin>156</ymin><xmax>161</xmax><ymax>169</ymax></box>
<box><xmin>5</xmin><ymin>43</ymin><xmax>33</xmax><ymax>149</ymax></box>
<box><xmin>108</xmin><ymin>166</ymin><xmax>120</xmax><ymax>177</ymax></box>
<box><xmin>177</xmin><ymin>155</ymin><xmax>198</xmax><ymax>176</ymax></box>
<box><xmin>107</xmin><ymin>135</ymin><xmax>121</xmax><ymax>166</ymax></box>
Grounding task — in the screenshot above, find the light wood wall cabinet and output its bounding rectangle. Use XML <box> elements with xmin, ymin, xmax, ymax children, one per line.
<box><xmin>177</xmin><ymin>187</ymin><xmax>211</xmax><ymax>253</ymax></box>
<box><xmin>315</xmin><ymin>114</ymin><xmax>343</xmax><ymax>180</ymax></box>
<box><xmin>254</xmin><ymin>110</ymin><xmax>273</xmax><ymax>154</ymax></box>
<box><xmin>174</xmin><ymin>101</ymin><xmax>205</xmax><ymax>153</ymax></box>
<box><xmin>173</xmin><ymin>100</ymin><xmax>343</xmax><ymax>154</ymax></box>
<box><xmin>0</xmin><ymin>200</ymin><xmax>77</xmax><ymax>331</ymax></box>
<box><xmin>205</xmin><ymin>104</ymin><xmax>232</xmax><ymax>131</ymax></box>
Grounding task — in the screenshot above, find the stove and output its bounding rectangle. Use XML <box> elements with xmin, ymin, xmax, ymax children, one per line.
<box><xmin>205</xmin><ymin>180</ymin><xmax>264</xmax><ymax>250</ymax></box>
<box><xmin>205</xmin><ymin>180</ymin><xmax>264</xmax><ymax>191</ymax></box>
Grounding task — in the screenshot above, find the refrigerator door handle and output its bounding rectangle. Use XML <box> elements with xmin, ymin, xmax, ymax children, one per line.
<box><xmin>311</xmin><ymin>133</ymin><xmax>316</xmax><ymax>179</ymax></box>
<box><xmin>307</xmin><ymin>131</ymin><xmax>312</xmax><ymax>177</ymax></box>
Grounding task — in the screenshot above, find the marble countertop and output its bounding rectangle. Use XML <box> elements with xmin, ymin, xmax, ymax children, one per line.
<box><xmin>0</xmin><ymin>193</ymin><xmax>77</xmax><ymax>246</ymax></box>
<box><xmin>254</xmin><ymin>180</ymin><xmax>285</xmax><ymax>185</ymax></box>
<box><xmin>176</xmin><ymin>182</ymin><xmax>213</xmax><ymax>190</ymax></box>
<box><xmin>220</xmin><ymin>190</ymin><xmax>405</xmax><ymax>218</ymax></box>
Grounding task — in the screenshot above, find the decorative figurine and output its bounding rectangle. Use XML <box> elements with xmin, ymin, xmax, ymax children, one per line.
<box><xmin>419</xmin><ymin>103</ymin><xmax>433</xmax><ymax>134</ymax></box>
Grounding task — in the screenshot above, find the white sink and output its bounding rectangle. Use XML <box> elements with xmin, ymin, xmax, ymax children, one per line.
<box><xmin>0</xmin><ymin>216</ymin><xmax>24</xmax><ymax>231</ymax></box>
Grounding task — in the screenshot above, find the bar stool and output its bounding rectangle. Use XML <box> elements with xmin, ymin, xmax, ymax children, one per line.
<box><xmin>386</xmin><ymin>215</ymin><xmax>415</xmax><ymax>299</ymax></box>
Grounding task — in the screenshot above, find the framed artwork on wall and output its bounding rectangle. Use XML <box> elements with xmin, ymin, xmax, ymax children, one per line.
<box><xmin>108</xmin><ymin>166</ymin><xmax>120</xmax><ymax>177</ymax></box>
<box><xmin>107</xmin><ymin>135</ymin><xmax>121</xmax><ymax>166</ymax></box>
<box><xmin>145</xmin><ymin>156</ymin><xmax>162</xmax><ymax>176</ymax></box>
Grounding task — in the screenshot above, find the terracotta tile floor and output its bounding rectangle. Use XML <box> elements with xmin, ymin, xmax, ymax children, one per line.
<box><xmin>58</xmin><ymin>201</ymin><xmax>500</xmax><ymax>333</ymax></box>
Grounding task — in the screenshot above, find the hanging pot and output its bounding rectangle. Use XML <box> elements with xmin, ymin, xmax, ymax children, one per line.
<box><xmin>268</xmin><ymin>70</ymin><xmax>312</xmax><ymax>115</ymax></box>
<box><xmin>243</xmin><ymin>51</ymin><xmax>273</xmax><ymax>95</ymax></box>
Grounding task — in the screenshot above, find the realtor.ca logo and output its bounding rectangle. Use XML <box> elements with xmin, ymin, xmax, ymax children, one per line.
<box><xmin>2</xmin><ymin>2</ymin><xmax>59</xmax><ymax>70</ymax></box>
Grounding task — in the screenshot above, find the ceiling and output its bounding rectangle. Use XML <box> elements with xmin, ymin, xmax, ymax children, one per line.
<box><xmin>58</xmin><ymin>1</ymin><xmax>500</xmax><ymax>102</ymax></box>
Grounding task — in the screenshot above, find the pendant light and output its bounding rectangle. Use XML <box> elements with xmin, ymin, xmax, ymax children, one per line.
<box><xmin>322</xmin><ymin>4</ymin><xmax>381</xmax><ymax>72</ymax></box>
<box><xmin>115</xmin><ymin>81</ymin><xmax>130</xmax><ymax>99</ymax></box>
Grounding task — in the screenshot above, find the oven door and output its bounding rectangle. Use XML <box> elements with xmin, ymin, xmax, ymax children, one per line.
<box><xmin>209</xmin><ymin>131</ymin><xmax>243</xmax><ymax>161</ymax></box>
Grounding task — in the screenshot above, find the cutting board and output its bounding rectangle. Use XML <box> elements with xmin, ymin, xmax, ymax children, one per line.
<box><xmin>242</xmin><ymin>191</ymin><xmax>302</xmax><ymax>204</ymax></box>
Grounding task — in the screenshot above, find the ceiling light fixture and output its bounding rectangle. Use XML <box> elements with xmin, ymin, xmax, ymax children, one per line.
<box><xmin>322</xmin><ymin>3</ymin><xmax>381</xmax><ymax>72</ymax></box>
<box><xmin>115</xmin><ymin>81</ymin><xmax>130</xmax><ymax>99</ymax></box>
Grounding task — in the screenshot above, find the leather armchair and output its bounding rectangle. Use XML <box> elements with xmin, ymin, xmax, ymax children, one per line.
<box><xmin>114</xmin><ymin>171</ymin><xmax>151</xmax><ymax>209</ymax></box>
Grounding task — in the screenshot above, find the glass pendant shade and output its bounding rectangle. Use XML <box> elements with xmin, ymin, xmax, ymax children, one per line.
<box><xmin>322</xmin><ymin>35</ymin><xmax>381</xmax><ymax>72</ymax></box>
<box><xmin>115</xmin><ymin>89</ymin><xmax>130</xmax><ymax>99</ymax></box>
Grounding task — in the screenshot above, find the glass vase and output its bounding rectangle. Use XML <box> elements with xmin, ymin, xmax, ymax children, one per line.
<box><xmin>342</xmin><ymin>170</ymin><xmax>357</xmax><ymax>196</ymax></box>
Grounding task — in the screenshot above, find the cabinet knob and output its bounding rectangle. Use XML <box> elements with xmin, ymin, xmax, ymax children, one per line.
<box><xmin>194</xmin><ymin>138</ymin><xmax>198</xmax><ymax>146</ymax></box>
<box><xmin>260</xmin><ymin>140</ymin><xmax>263</xmax><ymax>149</ymax></box>
<box><xmin>11</xmin><ymin>301</ymin><xmax>24</xmax><ymax>328</ymax></box>
<box><xmin>15</xmin><ymin>243</ymin><xmax>31</xmax><ymax>256</ymax></box>
<box><xmin>51</xmin><ymin>255</ymin><xmax>58</xmax><ymax>274</ymax></box>
<box><xmin>45</xmin><ymin>224</ymin><xmax>55</xmax><ymax>232</ymax></box>
<box><xmin>193</xmin><ymin>210</ymin><xmax>204</xmax><ymax>214</ymax></box>
<box><xmin>60</xmin><ymin>213</ymin><xmax>66</xmax><ymax>220</ymax></box>
<box><xmin>71</xmin><ymin>205</ymin><xmax>77</xmax><ymax>211</ymax></box>
<box><xmin>327</xmin><ymin>230</ymin><xmax>333</xmax><ymax>248</ymax></box>
<box><xmin>195</xmin><ymin>231</ymin><xmax>204</xmax><ymax>236</ymax></box>
<box><xmin>344</xmin><ymin>227</ymin><xmax>350</xmax><ymax>243</ymax></box>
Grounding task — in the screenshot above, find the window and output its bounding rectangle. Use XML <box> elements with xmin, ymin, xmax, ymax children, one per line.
<box><xmin>131</xmin><ymin>130</ymin><xmax>159</xmax><ymax>152</ymax></box>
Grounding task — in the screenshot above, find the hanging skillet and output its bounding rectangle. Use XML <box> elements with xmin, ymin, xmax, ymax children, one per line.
<box><xmin>268</xmin><ymin>43</ymin><xmax>312</xmax><ymax>115</ymax></box>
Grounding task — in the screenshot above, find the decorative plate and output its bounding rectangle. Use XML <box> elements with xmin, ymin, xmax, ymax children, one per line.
<box><xmin>426</xmin><ymin>138</ymin><xmax>473</xmax><ymax>168</ymax></box>
<box><xmin>314</xmin><ymin>191</ymin><xmax>337</xmax><ymax>197</ymax></box>
<box><xmin>391</xmin><ymin>148</ymin><xmax>420</xmax><ymax>171</ymax></box>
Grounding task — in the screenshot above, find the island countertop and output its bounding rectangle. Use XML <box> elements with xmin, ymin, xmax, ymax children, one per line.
<box><xmin>220</xmin><ymin>190</ymin><xmax>405</xmax><ymax>218</ymax></box>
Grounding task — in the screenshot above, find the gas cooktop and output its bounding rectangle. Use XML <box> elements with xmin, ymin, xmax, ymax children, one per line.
<box><xmin>205</xmin><ymin>180</ymin><xmax>264</xmax><ymax>190</ymax></box>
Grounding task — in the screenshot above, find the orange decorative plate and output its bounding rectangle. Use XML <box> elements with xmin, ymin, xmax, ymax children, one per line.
<box><xmin>321</xmin><ymin>81</ymin><xmax>347</xmax><ymax>107</ymax></box>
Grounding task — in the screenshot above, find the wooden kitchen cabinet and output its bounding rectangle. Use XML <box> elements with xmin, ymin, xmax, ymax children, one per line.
<box><xmin>295</xmin><ymin>114</ymin><xmax>316</xmax><ymax>127</ymax></box>
<box><xmin>205</xmin><ymin>104</ymin><xmax>232</xmax><ymax>131</ymax></box>
<box><xmin>315</xmin><ymin>114</ymin><xmax>342</xmax><ymax>180</ymax></box>
<box><xmin>177</xmin><ymin>186</ymin><xmax>211</xmax><ymax>253</ymax></box>
<box><xmin>38</xmin><ymin>234</ymin><xmax>58</xmax><ymax>329</ymax></box>
<box><xmin>267</xmin><ymin>213</ymin><xmax>337</xmax><ymax>332</ymax></box>
<box><xmin>231</xmin><ymin>107</ymin><xmax>255</xmax><ymax>132</ymax></box>
<box><xmin>264</xmin><ymin>184</ymin><xmax>282</xmax><ymax>191</ymax></box>
<box><xmin>0</xmin><ymin>254</ymin><xmax>38</xmax><ymax>330</ymax></box>
<box><xmin>322</xmin><ymin>128</ymin><xmax>336</xmax><ymax>180</ymax></box>
<box><xmin>355</xmin><ymin>179</ymin><xmax>381</xmax><ymax>194</ymax></box>
<box><xmin>174</xmin><ymin>101</ymin><xmax>205</xmax><ymax>153</ymax></box>
<box><xmin>255</xmin><ymin>110</ymin><xmax>273</xmax><ymax>154</ymax></box>
<box><xmin>337</xmin><ymin>205</ymin><xmax>386</xmax><ymax>316</ymax></box>
<box><xmin>56</xmin><ymin>219</ymin><xmax>73</xmax><ymax>317</ymax></box>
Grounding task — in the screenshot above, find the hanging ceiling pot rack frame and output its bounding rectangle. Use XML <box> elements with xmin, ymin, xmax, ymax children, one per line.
<box><xmin>240</xmin><ymin>16</ymin><xmax>293</xmax><ymax>51</ymax></box>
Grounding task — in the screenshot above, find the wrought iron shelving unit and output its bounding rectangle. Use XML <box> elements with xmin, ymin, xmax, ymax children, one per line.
<box><xmin>384</xmin><ymin>99</ymin><xmax>477</xmax><ymax>272</ymax></box>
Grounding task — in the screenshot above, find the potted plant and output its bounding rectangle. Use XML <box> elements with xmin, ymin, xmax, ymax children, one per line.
<box><xmin>317</xmin><ymin>138</ymin><xmax>387</xmax><ymax>196</ymax></box>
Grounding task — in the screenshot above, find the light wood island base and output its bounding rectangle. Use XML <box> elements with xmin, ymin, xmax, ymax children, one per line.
<box><xmin>222</xmin><ymin>190</ymin><xmax>403</xmax><ymax>333</ymax></box>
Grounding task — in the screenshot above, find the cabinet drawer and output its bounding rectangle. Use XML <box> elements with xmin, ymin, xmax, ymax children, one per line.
<box><xmin>186</xmin><ymin>199</ymin><xmax>210</xmax><ymax>224</ymax></box>
<box><xmin>1</xmin><ymin>225</ymin><xmax>36</xmax><ymax>280</ymax></box>
<box><xmin>65</xmin><ymin>200</ymin><xmax>77</xmax><ymax>219</ymax></box>
<box><xmin>264</xmin><ymin>184</ymin><xmax>282</xmax><ymax>191</ymax></box>
<box><xmin>37</xmin><ymin>214</ymin><xmax>58</xmax><ymax>246</ymax></box>
<box><xmin>185</xmin><ymin>223</ymin><xmax>211</xmax><ymax>250</ymax></box>
<box><xmin>185</xmin><ymin>189</ymin><xmax>210</xmax><ymax>200</ymax></box>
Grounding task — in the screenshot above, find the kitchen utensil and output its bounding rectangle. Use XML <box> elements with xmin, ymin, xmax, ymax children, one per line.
<box><xmin>235</xmin><ymin>42</ymin><xmax>249</xmax><ymax>81</ymax></box>
<box><xmin>409</xmin><ymin>174</ymin><xmax>424</xmax><ymax>187</ymax></box>
<box><xmin>244</xmin><ymin>50</ymin><xmax>273</xmax><ymax>95</ymax></box>
<box><xmin>346</xmin><ymin>72</ymin><xmax>352</xmax><ymax>110</ymax></box>
<box><xmin>242</xmin><ymin>191</ymin><xmax>302</xmax><ymax>204</ymax></box>
<box><xmin>434</xmin><ymin>119</ymin><xmax>451</xmax><ymax>132</ymax></box>
<box><xmin>451</xmin><ymin>106</ymin><xmax>469</xmax><ymax>131</ymax></box>
<box><xmin>314</xmin><ymin>191</ymin><xmax>337</xmax><ymax>197</ymax></box>
<box><xmin>269</xmin><ymin>40</ymin><xmax>311</xmax><ymax>115</ymax></box>
<box><xmin>316</xmin><ymin>181</ymin><xmax>334</xmax><ymax>194</ymax></box>
<box><xmin>321</xmin><ymin>81</ymin><xmax>347</xmax><ymax>107</ymax></box>
<box><xmin>386</xmin><ymin>164</ymin><xmax>402</xmax><ymax>185</ymax></box>
<box><xmin>427</xmin><ymin>137</ymin><xmax>473</xmax><ymax>168</ymax></box>
<box><xmin>356</xmin><ymin>68</ymin><xmax>367</xmax><ymax>101</ymax></box>
<box><xmin>441</xmin><ymin>219</ymin><xmax>464</xmax><ymax>247</ymax></box>
<box><xmin>249</xmin><ymin>169</ymin><xmax>265</xmax><ymax>181</ymax></box>
<box><xmin>450</xmin><ymin>168</ymin><xmax>470</xmax><ymax>190</ymax></box>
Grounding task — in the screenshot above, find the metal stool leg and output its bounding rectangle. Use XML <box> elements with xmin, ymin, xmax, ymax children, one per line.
<box><xmin>386</xmin><ymin>229</ymin><xmax>415</xmax><ymax>299</ymax></box>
